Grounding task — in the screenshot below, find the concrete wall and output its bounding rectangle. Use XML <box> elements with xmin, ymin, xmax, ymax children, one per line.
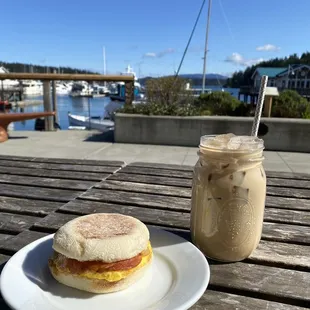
<box><xmin>115</xmin><ymin>113</ymin><xmax>310</xmax><ymax>152</ymax></box>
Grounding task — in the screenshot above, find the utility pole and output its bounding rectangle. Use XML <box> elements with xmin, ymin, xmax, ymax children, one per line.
<box><xmin>202</xmin><ymin>0</ymin><xmax>212</xmax><ymax>94</ymax></box>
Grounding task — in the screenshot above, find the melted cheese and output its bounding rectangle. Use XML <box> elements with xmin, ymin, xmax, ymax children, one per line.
<box><xmin>54</xmin><ymin>242</ymin><xmax>152</xmax><ymax>282</ymax></box>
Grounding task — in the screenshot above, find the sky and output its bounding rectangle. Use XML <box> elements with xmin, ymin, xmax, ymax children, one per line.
<box><xmin>1</xmin><ymin>0</ymin><xmax>310</xmax><ymax>77</ymax></box>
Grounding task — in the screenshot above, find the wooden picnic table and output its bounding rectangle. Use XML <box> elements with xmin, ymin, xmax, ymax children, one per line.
<box><xmin>0</xmin><ymin>155</ymin><xmax>309</xmax><ymax>309</ymax></box>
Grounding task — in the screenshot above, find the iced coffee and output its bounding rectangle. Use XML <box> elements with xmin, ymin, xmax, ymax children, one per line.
<box><xmin>190</xmin><ymin>133</ymin><xmax>266</xmax><ymax>262</ymax></box>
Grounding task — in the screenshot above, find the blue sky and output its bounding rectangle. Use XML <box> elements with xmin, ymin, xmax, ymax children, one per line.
<box><xmin>1</xmin><ymin>0</ymin><xmax>310</xmax><ymax>77</ymax></box>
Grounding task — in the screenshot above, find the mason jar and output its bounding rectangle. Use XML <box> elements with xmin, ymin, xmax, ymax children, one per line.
<box><xmin>190</xmin><ymin>134</ymin><xmax>266</xmax><ymax>262</ymax></box>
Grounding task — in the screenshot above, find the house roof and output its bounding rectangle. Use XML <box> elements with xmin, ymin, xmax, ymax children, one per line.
<box><xmin>253</xmin><ymin>67</ymin><xmax>287</xmax><ymax>79</ymax></box>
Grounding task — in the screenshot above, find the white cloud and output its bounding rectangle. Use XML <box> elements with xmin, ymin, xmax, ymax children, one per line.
<box><xmin>225</xmin><ymin>53</ymin><xmax>264</xmax><ymax>67</ymax></box>
<box><xmin>256</xmin><ymin>44</ymin><xmax>280</xmax><ymax>52</ymax></box>
<box><xmin>143</xmin><ymin>48</ymin><xmax>175</xmax><ymax>59</ymax></box>
<box><xmin>143</xmin><ymin>52</ymin><xmax>157</xmax><ymax>58</ymax></box>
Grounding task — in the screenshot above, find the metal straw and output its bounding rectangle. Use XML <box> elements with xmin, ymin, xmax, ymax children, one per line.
<box><xmin>251</xmin><ymin>75</ymin><xmax>268</xmax><ymax>137</ymax></box>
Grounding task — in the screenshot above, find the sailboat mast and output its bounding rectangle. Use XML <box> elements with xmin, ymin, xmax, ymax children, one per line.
<box><xmin>103</xmin><ymin>46</ymin><xmax>107</xmax><ymax>87</ymax></box>
<box><xmin>202</xmin><ymin>0</ymin><xmax>212</xmax><ymax>94</ymax></box>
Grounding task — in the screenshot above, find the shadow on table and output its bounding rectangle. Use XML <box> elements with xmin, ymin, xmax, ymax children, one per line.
<box><xmin>150</xmin><ymin>226</ymin><xmax>234</xmax><ymax>266</ymax></box>
<box><xmin>0</xmin><ymin>262</ymin><xmax>11</xmax><ymax>310</ymax></box>
<box><xmin>83</xmin><ymin>130</ymin><xmax>114</xmax><ymax>143</ymax></box>
<box><xmin>22</xmin><ymin>238</ymin><xmax>94</xmax><ymax>300</ymax></box>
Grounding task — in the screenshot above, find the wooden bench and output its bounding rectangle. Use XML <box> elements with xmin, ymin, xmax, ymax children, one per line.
<box><xmin>0</xmin><ymin>111</ymin><xmax>56</xmax><ymax>142</ymax></box>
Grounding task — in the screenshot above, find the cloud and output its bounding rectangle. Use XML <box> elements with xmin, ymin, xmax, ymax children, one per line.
<box><xmin>143</xmin><ymin>48</ymin><xmax>175</xmax><ymax>59</ymax></box>
<box><xmin>143</xmin><ymin>52</ymin><xmax>157</xmax><ymax>58</ymax></box>
<box><xmin>256</xmin><ymin>44</ymin><xmax>280</xmax><ymax>52</ymax></box>
<box><xmin>225</xmin><ymin>53</ymin><xmax>264</xmax><ymax>67</ymax></box>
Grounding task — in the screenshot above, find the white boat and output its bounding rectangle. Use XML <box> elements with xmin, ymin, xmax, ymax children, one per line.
<box><xmin>56</xmin><ymin>82</ymin><xmax>71</xmax><ymax>95</ymax></box>
<box><xmin>22</xmin><ymin>80</ymin><xmax>43</xmax><ymax>96</ymax></box>
<box><xmin>68</xmin><ymin>112</ymin><xmax>114</xmax><ymax>132</ymax></box>
<box><xmin>92</xmin><ymin>84</ymin><xmax>110</xmax><ymax>97</ymax></box>
<box><xmin>69</xmin><ymin>81</ymin><xmax>94</xmax><ymax>97</ymax></box>
<box><xmin>0</xmin><ymin>66</ymin><xmax>19</xmax><ymax>89</ymax></box>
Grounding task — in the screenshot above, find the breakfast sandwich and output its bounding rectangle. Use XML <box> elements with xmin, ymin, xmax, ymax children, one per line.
<box><xmin>48</xmin><ymin>213</ymin><xmax>152</xmax><ymax>293</ymax></box>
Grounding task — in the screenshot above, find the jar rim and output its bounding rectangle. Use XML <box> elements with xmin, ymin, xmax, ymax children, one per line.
<box><xmin>199</xmin><ymin>134</ymin><xmax>265</xmax><ymax>153</ymax></box>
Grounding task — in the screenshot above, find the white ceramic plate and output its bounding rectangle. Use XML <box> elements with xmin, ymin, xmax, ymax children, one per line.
<box><xmin>1</xmin><ymin>227</ymin><xmax>210</xmax><ymax>310</ymax></box>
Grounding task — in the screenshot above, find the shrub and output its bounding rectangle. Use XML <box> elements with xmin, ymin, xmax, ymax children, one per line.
<box><xmin>272</xmin><ymin>90</ymin><xmax>310</xmax><ymax>118</ymax></box>
<box><xmin>145</xmin><ymin>76</ymin><xmax>193</xmax><ymax>106</ymax></box>
<box><xmin>195</xmin><ymin>91</ymin><xmax>243</xmax><ymax>116</ymax></box>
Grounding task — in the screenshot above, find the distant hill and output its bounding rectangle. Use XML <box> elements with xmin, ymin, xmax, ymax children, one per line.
<box><xmin>139</xmin><ymin>73</ymin><xmax>228</xmax><ymax>87</ymax></box>
<box><xmin>179</xmin><ymin>73</ymin><xmax>228</xmax><ymax>80</ymax></box>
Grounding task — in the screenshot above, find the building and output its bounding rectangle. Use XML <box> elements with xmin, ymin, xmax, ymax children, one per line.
<box><xmin>251</xmin><ymin>65</ymin><xmax>310</xmax><ymax>89</ymax></box>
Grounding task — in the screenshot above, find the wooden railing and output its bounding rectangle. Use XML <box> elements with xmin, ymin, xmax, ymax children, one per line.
<box><xmin>0</xmin><ymin>73</ymin><xmax>134</xmax><ymax>82</ymax></box>
<box><xmin>0</xmin><ymin>73</ymin><xmax>135</xmax><ymax>131</ymax></box>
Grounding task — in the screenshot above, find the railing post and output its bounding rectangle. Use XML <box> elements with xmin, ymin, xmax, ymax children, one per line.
<box><xmin>52</xmin><ymin>70</ymin><xmax>59</xmax><ymax>126</ymax></box>
<box><xmin>43</xmin><ymin>80</ymin><xmax>54</xmax><ymax>131</ymax></box>
<box><xmin>125</xmin><ymin>80</ymin><xmax>134</xmax><ymax>106</ymax></box>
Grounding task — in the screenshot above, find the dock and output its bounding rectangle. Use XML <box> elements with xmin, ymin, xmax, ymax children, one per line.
<box><xmin>0</xmin><ymin>73</ymin><xmax>135</xmax><ymax>132</ymax></box>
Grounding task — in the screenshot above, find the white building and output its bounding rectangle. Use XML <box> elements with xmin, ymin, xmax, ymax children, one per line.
<box><xmin>251</xmin><ymin>65</ymin><xmax>310</xmax><ymax>89</ymax></box>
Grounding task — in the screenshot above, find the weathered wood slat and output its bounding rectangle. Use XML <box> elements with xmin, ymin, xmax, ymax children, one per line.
<box><xmin>193</xmin><ymin>290</ymin><xmax>309</xmax><ymax>310</ymax></box>
<box><xmin>95</xmin><ymin>181</ymin><xmax>310</xmax><ymax>212</ymax></box>
<box><xmin>0</xmin><ymin>159</ymin><xmax>119</xmax><ymax>173</ymax></box>
<box><xmin>266</xmin><ymin>171</ymin><xmax>310</xmax><ymax>181</ymax></box>
<box><xmin>119</xmin><ymin>166</ymin><xmax>193</xmax><ymax>179</ymax></box>
<box><xmin>249</xmin><ymin>240</ymin><xmax>310</xmax><ymax>270</ymax></box>
<box><xmin>60</xmin><ymin>200</ymin><xmax>190</xmax><ymax>229</ymax></box>
<box><xmin>0</xmin><ymin>254</ymin><xmax>10</xmax><ymax>265</ymax></box>
<box><xmin>0</xmin><ymin>234</ymin><xmax>13</xmax><ymax>243</ymax></box>
<box><xmin>0</xmin><ymin>165</ymin><xmax>110</xmax><ymax>181</ymax></box>
<box><xmin>267</xmin><ymin>186</ymin><xmax>310</xmax><ymax>199</ymax></box>
<box><xmin>30</xmin><ymin>158</ymin><xmax>124</xmax><ymax>167</ymax></box>
<box><xmin>264</xmin><ymin>208</ymin><xmax>310</xmax><ymax>226</ymax></box>
<box><xmin>33</xmin><ymin>213</ymin><xmax>191</xmax><ymax>234</ymax></box>
<box><xmin>0</xmin><ymin>183</ymin><xmax>82</xmax><ymax>202</ymax></box>
<box><xmin>80</xmin><ymin>188</ymin><xmax>191</xmax><ymax>211</ymax></box>
<box><xmin>0</xmin><ymin>155</ymin><xmax>35</xmax><ymax>162</ymax></box>
<box><xmin>95</xmin><ymin>180</ymin><xmax>192</xmax><ymax>198</ymax></box>
<box><xmin>267</xmin><ymin>178</ymin><xmax>310</xmax><ymax>189</ymax></box>
<box><xmin>0</xmin><ymin>174</ymin><xmax>95</xmax><ymax>191</ymax></box>
<box><xmin>0</xmin><ymin>196</ymin><xmax>62</xmax><ymax>216</ymax></box>
<box><xmin>129</xmin><ymin>162</ymin><xmax>194</xmax><ymax>171</ymax></box>
<box><xmin>262</xmin><ymin>222</ymin><xmax>310</xmax><ymax>245</ymax></box>
<box><xmin>0</xmin><ymin>212</ymin><xmax>40</xmax><ymax>234</ymax></box>
<box><xmin>109</xmin><ymin>173</ymin><xmax>310</xmax><ymax>200</ymax></box>
<box><xmin>0</xmin><ymin>230</ymin><xmax>48</xmax><ymax>254</ymax></box>
<box><xmin>33</xmin><ymin>213</ymin><xmax>78</xmax><ymax>232</ymax></box>
<box><xmin>108</xmin><ymin>173</ymin><xmax>192</xmax><ymax>187</ymax></box>
<box><xmin>266</xmin><ymin>196</ymin><xmax>310</xmax><ymax>211</ymax></box>
<box><xmin>33</xmin><ymin>207</ymin><xmax>310</xmax><ymax>247</ymax></box>
<box><xmin>210</xmin><ymin>263</ymin><xmax>310</xmax><ymax>307</ymax></box>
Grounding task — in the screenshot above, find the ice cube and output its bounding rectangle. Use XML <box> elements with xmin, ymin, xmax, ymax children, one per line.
<box><xmin>201</xmin><ymin>133</ymin><xmax>236</xmax><ymax>149</ymax></box>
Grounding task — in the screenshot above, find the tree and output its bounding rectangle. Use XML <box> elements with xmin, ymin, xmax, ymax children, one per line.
<box><xmin>226</xmin><ymin>52</ymin><xmax>310</xmax><ymax>88</ymax></box>
<box><xmin>272</xmin><ymin>90</ymin><xmax>310</xmax><ymax>118</ymax></box>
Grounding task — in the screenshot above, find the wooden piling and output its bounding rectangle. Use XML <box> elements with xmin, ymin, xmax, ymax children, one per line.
<box><xmin>125</xmin><ymin>81</ymin><xmax>134</xmax><ymax>106</ymax></box>
<box><xmin>43</xmin><ymin>81</ymin><xmax>54</xmax><ymax>131</ymax></box>
<box><xmin>52</xmin><ymin>70</ymin><xmax>58</xmax><ymax>125</ymax></box>
<box><xmin>263</xmin><ymin>95</ymin><xmax>273</xmax><ymax>117</ymax></box>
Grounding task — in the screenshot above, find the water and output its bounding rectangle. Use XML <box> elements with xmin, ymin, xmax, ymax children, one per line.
<box><xmin>11</xmin><ymin>87</ymin><xmax>239</xmax><ymax>131</ymax></box>
<box><xmin>12</xmin><ymin>95</ymin><xmax>111</xmax><ymax>131</ymax></box>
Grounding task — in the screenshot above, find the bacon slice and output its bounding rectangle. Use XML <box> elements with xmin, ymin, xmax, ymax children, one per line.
<box><xmin>54</xmin><ymin>245</ymin><xmax>150</xmax><ymax>274</ymax></box>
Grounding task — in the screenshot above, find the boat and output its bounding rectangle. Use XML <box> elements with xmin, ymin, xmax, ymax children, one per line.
<box><xmin>22</xmin><ymin>80</ymin><xmax>43</xmax><ymax>96</ymax></box>
<box><xmin>68</xmin><ymin>112</ymin><xmax>114</xmax><ymax>132</ymax></box>
<box><xmin>109</xmin><ymin>65</ymin><xmax>144</xmax><ymax>101</ymax></box>
<box><xmin>0</xmin><ymin>67</ymin><xmax>19</xmax><ymax>90</ymax></box>
<box><xmin>92</xmin><ymin>83</ymin><xmax>110</xmax><ymax>97</ymax></box>
<box><xmin>56</xmin><ymin>82</ymin><xmax>72</xmax><ymax>95</ymax></box>
<box><xmin>69</xmin><ymin>81</ymin><xmax>94</xmax><ymax>97</ymax></box>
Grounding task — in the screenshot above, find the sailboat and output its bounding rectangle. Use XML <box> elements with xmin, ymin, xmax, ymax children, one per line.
<box><xmin>68</xmin><ymin>46</ymin><xmax>113</xmax><ymax>131</ymax></box>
